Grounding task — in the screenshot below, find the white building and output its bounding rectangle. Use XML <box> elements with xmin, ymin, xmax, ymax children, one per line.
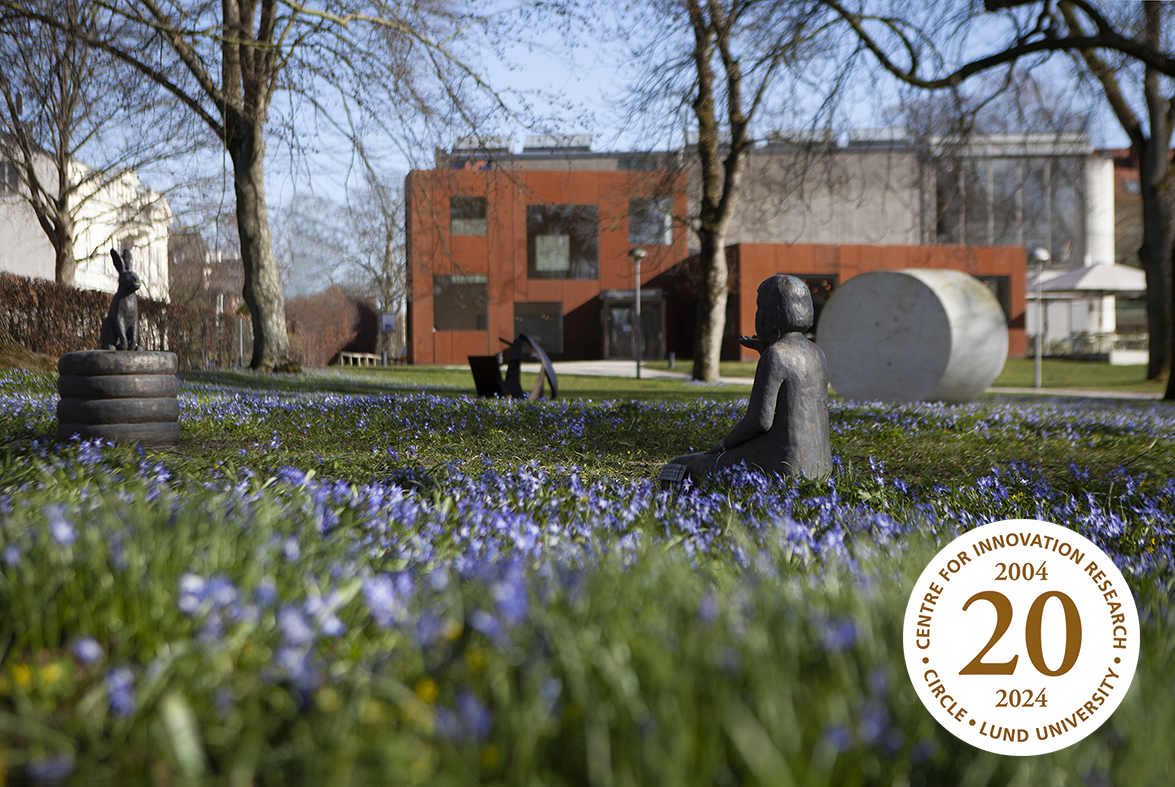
<box><xmin>0</xmin><ymin>149</ymin><xmax>172</xmax><ymax>301</ymax></box>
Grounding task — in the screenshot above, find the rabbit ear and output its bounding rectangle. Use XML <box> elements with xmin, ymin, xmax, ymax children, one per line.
<box><xmin>121</xmin><ymin>248</ymin><xmax>133</xmax><ymax>270</ymax></box>
<box><xmin>110</xmin><ymin>249</ymin><xmax>124</xmax><ymax>272</ymax></box>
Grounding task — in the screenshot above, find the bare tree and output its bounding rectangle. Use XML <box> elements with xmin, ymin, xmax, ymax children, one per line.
<box><xmin>0</xmin><ymin>0</ymin><xmax>182</xmax><ymax>286</ymax></box>
<box><xmin>0</xmin><ymin>0</ymin><xmax>499</xmax><ymax>371</ymax></box>
<box><xmin>342</xmin><ymin>169</ymin><xmax>406</xmax><ymax>358</ymax></box>
<box><xmin>620</xmin><ymin>0</ymin><xmax>839</xmax><ymax>381</ymax></box>
<box><xmin>822</xmin><ymin>0</ymin><xmax>1175</xmax><ymax>394</ymax></box>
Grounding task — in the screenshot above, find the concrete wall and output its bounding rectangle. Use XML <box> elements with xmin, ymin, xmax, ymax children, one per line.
<box><xmin>688</xmin><ymin>148</ymin><xmax>925</xmax><ymax>247</ymax></box>
<box><xmin>0</xmin><ymin>152</ymin><xmax>59</xmax><ymax>280</ymax></box>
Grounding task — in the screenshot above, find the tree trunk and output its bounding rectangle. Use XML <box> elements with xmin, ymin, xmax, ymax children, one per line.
<box><xmin>54</xmin><ymin>226</ymin><xmax>76</xmax><ymax>287</ymax></box>
<box><xmin>228</xmin><ymin>122</ymin><xmax>295</xmax><ymax>372</ymax></box>
<box><xmin>1136</xmin><ymin>139</ymin><xmax>1174</xmax><ymax>383</ymax></box>
<box><xmin>692</xmin><ymin>231</ymin><xmax>729</xmax><ymax>381</ymax></box>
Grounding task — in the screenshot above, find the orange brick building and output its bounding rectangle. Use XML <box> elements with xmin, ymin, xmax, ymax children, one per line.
<box><xmin>715</xmin><ymin>244</ymin><xmax>1027</xmax><ymax>361</ymax></box>
<box><xmin>407</xmin><ymin>148</ymin><xmax>1027</xmax><ymax>365</ymax></box>
<box><xmin>406</xmin><ymin>165</ymin><xmax>688</xmax><ymax>364</ymax></box>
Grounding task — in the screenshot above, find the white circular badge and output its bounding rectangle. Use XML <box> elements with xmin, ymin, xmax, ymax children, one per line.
<box><xmin>903</xmin><ymin>519</ymin><xmax>1139</xmax><ymax>756</ymax></box>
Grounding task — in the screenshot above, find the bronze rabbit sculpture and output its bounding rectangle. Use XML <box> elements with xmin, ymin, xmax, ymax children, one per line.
<box><xmin>100</xmin><ymin>248</ymin><xmax>141</xmax><ymax>351</ymax></box>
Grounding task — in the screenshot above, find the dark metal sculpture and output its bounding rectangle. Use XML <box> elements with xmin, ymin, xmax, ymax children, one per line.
<box><xmin>469</xmin><ymin>334</ymin><xmax>559</xmax><ymax>400</ymax></box>
<box><xmin>660</xmin><ymin>274</ymin><xmax>832</xmax><ymax>484</ymax></box>
<box><xmin>99</xmin><ymin>248</ymin><xmax>141</xmax><ymax>351</ymax></box>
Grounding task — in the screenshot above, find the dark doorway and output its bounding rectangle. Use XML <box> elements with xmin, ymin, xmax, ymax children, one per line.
<box><xmin>601</xmin><ymin>293</ymin><xmax>665</xmax><ymax>360</ymax></box>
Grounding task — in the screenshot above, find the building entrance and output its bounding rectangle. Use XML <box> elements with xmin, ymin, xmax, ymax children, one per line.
<box><xmin>601</xmin><ymin>290</ymin><xmax>665</xmax><ymax>360</ymax></box>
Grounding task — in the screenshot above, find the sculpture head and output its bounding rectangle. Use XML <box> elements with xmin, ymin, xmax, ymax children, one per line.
<box><xmin>755</xmin><ymin>274</ymin><xmax>813</xmax><ymax>343</ymax></box>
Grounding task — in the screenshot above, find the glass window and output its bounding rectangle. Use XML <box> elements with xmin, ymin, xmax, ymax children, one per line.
<box><xmin>514</xmin><ymin>301</ymin><xmax>563</xmax><ymax>353</ymax></box>
<box><xmin>991</xmin><ymin>158</ymin><xmax>1021</xmax><ymax>247</ymax></box>
<box><xmin>935</xmin><ymin>161</ymin><xmax>964</xmax><ymax>244</ymax></box>
<box><xmin>0</xmin><ymin>160</ymin><xmax>19</xmax><ymax>195</ymax></box>
<box><xmin>527</xmin><ymin>205</ymin><xmax>598</xmax><ymax>279</ymax></box>
<box><xmin>450</xmin><ymin>197</ymin><xmax>487</xmax><ymax>235</ymax></box>
<box><xmin>535</xmin><ymin>235</ymin><xmax>570</xmax><ymax>273</ymax></box>
<box><xmin>978</xmin><ymin>275</ymin><xmax>1011</xmax><ymax>320</ymax></box>
<box><xmin>629</xmin><ymin>198</ymin><xmax>673</xmax><ymax>246</ymax></box>
<box><xmin>964</xmin><ymin>161</ymin><xmax>990</xmax><ymax>246</ymax></box>
<box><xmin>1050</xmin><ymin>158</ymin><xmax>1084</xmax><ymax>266</ymax></box>
<box><xmin>433</xmin><ymin>274</ymin><xmax>488</xmax><ymax>331</ymax></box>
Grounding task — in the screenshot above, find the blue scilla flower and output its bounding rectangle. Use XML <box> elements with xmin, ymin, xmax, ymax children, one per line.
<box><xmin>25</xmin><ymin>752</ymin><xmax>74</xmax><ymax>784</ymax></box>
<box><xmin>3</xmin><ymin>544</ymin><xmax>19</xmax><ymax>567</ymax></box>
<box><xmin>253</xmin><ymin>578</ymin><xmax>278</xmax><ymax>606</ymax></box>
<box><xmin>492</xmin><ymin>570</ymin><xmax>528</xmax><ymax>626</ymax></box>
<box><xmin>177</xmin><ymin>574</ymin><xmax>206</xmax><ymax>614</ymax></box>
<box><xmin>204</xmin><ymin>575</ymin><xmax>237</xmax><ymax>607</ymax></box>
<box><xmin>45</xmin><ymin>505</ymin><xmax>75</xmax><ymax>545</ymax></box>
<box><xmin>436</xmin><ymin>689</ymin><xmax>493</xmax><ymax>742</ymax></box>
<box><xmin>72</xmin><ymin>637</ymin><xmax>105</xmax><ymax>665</ymax></box>
<box><xmin>278</xmin><ymin>606</ymin><xmax>315</xmax><ymax>646</ymax></box>
<box><xmin>817</xmin><ymin>618</ymin><xmax>857</xmax><ymax>654</ymax></box>
<box><xmin>821</xmin><ymin>724</ymin><xmax>853</xmax><ymax>753</ymax></box>
<box><xmin>363</xmin><ymin>574</ymin><xmax>410</xmax><ymax>628</ymax></box>
<box><xmin>106</xmin><ymin>667</ymin><xmax>136</xmax><ymax>717</ymax></box>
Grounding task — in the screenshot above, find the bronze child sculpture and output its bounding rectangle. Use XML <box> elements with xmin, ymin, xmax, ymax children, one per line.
<box><xmin>662</xmin><ymin>274</ymin><xmax>832</xmax><ymax>484</ymax></box>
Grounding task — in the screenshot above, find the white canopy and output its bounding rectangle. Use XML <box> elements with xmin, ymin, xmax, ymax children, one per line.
<box><xmin>1038</xmin><ymin>263</ymin><xmax>1146</xmax><ymax>294</ymax></box>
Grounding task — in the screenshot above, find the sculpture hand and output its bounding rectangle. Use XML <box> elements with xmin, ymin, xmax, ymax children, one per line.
<box><xmin>704</xmin><ymin>438</ymin><xmax>725</xmax><ymax>455</ymax></box>
<box><xmin>738</xmin><ymin>335</ymin><xmax>764</xmax><ymax>353</ymax></box>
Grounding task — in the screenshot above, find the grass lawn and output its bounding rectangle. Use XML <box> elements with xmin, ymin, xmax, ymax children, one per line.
<box><xmin>992</xmin><ymin>358</ymin><xmax>1167</xmax><ymax>393</ymax></box>
<box><xmin>1</xmin><ymin>366</ymin><xmax>1174</xmax><ymax>784</ymax></box>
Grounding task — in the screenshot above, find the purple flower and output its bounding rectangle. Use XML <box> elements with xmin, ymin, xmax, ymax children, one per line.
<box><xmin>204</xmin><ymin>575</ymin><xmax>237</xmax><ymax>607</ymax></box>
<box><xmin>3</xmin><ymin>544</ymin><xmax>19</xmax><ymax>567</ymax></box>
<box><xmin>72</xmin><ymin>637</ymin><xmax>105</xmax><ymax>664</ymax></box>
<box><xmin>46</xmin><ymin>505</ymin><xmax>75</xmax><ymax>545</ymax></box>
<box><xmin>821</xmin><ymin>724</ymin><xmax>853</xmax><ymax>753</ymax></box>
<box><xmin>177</xmin><ymin>574</ymin><xmax>205</xmax><ymax>614</ymax></box>
<box><xmin>492</xmin><ymin>572</ymin><xmax>528</xmax><ymax>626</ymax></box>
<box><xmin>363</xmin><ymin>574</ymin><xmax>409</xmax><ymax>627</ymax></box>
<box><xmin>278</xmin><ymin>606</ymin><xmax>315</xmax><ymax>646</ymax></box>
<box><xmin>817</xmin><ymin>619</ymin><xmax>857</xmax><ymax>654</ymax></box>
<box><xmin>254</xmin><ymin>578</ymin><xmax>278</xmax><ymax>606</ymax></box>
<box><xmin>436</xmin><ymin>689</ymin><xmax>493</xmax><ymax>741</ymax></box>
<box><xmin>25</xmin><ymin>753</ymin><xmax>74</xmax><ymax>784</ymax></box>
<box><xmin>107</xmin><ymin>667</ymin><xmax>136</xmax><ymax>717</ymax></box>
<box><xmin>282</xmin><ymin>537</ymin><xmax>301</xmax><ymax>561</ymax></box>
<box><xmin>697</xmin><ymin>593</ymin><xmax>720</xmax><ymax>626</ymax></box>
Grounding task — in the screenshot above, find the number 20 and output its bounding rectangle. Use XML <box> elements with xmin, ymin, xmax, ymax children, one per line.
<box><xmin>959</xmin><ymin>590</ymin><xmax>1082</xmax><ymax>677</ymax></box>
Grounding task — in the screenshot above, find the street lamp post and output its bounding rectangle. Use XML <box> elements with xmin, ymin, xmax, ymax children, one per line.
<box><xmin>629</xmin><ymin>247</ymin><xmax>647</xmax><ymax>380</ymax></box>
<box><xmin>1030</xmin><ymin>247</ymin><xmax>1051</xmax><ymax>390</ymax></box>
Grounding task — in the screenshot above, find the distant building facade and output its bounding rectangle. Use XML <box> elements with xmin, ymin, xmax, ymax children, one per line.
<box><xmin>406</xmin><ymin>132</ymin><xmax>1119</xmax><ymax>365</ymax></box>
<box><xmin>407</xmin><ymin>136</ymin><xmax>688</xmax><ymax>365</ymax></box>
<box><xmin>0</xmin><ymin>146</ymin><xmax>172</xmax><ymax>299</ymax></box>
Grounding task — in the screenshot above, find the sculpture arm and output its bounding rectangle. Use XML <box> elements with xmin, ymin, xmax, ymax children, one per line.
<box><xmin>706</xmin><ymin>349</ymin><xmax>783</xmax><ymax>453</ymax></box>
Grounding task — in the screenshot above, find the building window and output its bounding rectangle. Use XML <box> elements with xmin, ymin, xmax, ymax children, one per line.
<box><xmin>978</xmin><ymin>275</ymin><xmax>1011</xmax><ymax>321</ymax></box>
<box><xmin>514</xmin><ymin>301</ymin><xmax>563</xmax><ymax>353</ymax></box>
<box><xmin>628</xmin><ymin>198</ymin><xmax>673</xmax><ymax>246</ymax></box>
<box><xmin>450</xmin><ymin>197</ymin><xmax>487</xmax><ymax>235</ymax></box>
<box><xmin>527</xmin><ymin>205</ymin><xmax>598</xmax><ymax>279</ymax></box>
<box><xmin>433</xmin><ymin>274</ymin><xmax>488</xmax><ymax>331</ymax></box>
<box><xmin>798</xmin><ymin>275</ymin><xmax>837</xmax><ymax>330</ymax></box>
<box><xmin>0</xmin><ymin>160</ymin><xmax>19</xmax><ymax>195</ymax></box>
<box><xmin>935</xmin><ymin>155</ymin><xmax>1086</xmax><ymax>266</ymax></box>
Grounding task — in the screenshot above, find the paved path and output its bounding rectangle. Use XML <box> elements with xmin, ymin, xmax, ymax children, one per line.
<box><xmin>987</xmin><ymin>387</ymin><xmax>1163</xmax><ymax>400</ymax></box>
<box><xmin>519</xmin><ymin>359</ymin><xmax>753</xmax><ymax>386</ymax></box>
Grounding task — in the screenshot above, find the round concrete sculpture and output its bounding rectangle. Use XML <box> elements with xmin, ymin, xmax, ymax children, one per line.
<box><xmin>816</xmin><ymin>269</ymin><xmax>1007</xmax><ymax>404</ymax></box>
<box><xmin>57</xmin><ymin>350</ymin><xmax>180</xmax><ymax>445</ymax></box>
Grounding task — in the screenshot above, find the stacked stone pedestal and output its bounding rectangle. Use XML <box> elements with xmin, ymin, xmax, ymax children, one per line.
<box><xmin>57</xmin><ymin>351</ymin><xmax>180</xmax><ymax>445</ymax></box>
